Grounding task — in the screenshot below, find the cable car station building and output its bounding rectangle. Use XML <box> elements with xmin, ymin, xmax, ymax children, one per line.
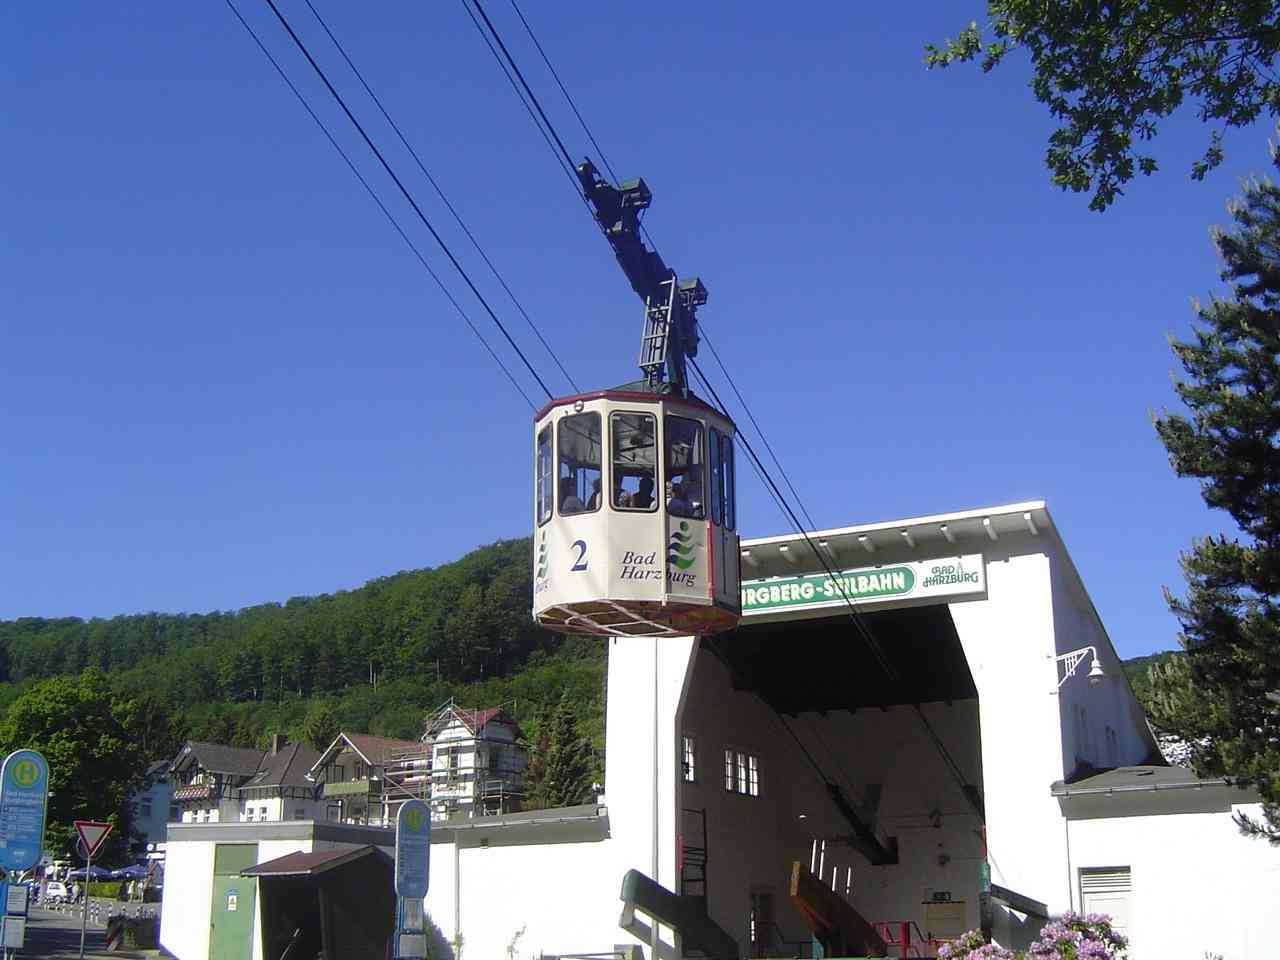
<box><xmin>424</xmin><ymin>500</ymin><xmax>1276</xmax><ymax>960</ymax></box>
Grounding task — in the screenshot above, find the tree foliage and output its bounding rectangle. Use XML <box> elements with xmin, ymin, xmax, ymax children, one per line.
<box><xmin>0</xmin><ymin>538</ymin><xmax>608</xmax><ymax>797</ymax></box>
<box><xmin>0</xmin><ymin>670</ymin><xmax>151</xmax><ymax>861</ymax></box>
<box><xmin>524</xmin><ymin>692</ymin><xmax>596</xmax><ymax>810</ymax></box>
<box><xmin>1150</xmin><ymin>143</ymin><xmax>1280</xmax><ymax>842</ymax></box>
<box><xmin>926</xmin><ymin>2</ymin><xmax>1280</xmax><ymax>210</ymax></box>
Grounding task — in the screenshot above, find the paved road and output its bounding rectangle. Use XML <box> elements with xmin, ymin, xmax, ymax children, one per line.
<box><xmin>21</xmin><ymin>905</ymin><xmax>109</xmax><ymax>958</ymax></box>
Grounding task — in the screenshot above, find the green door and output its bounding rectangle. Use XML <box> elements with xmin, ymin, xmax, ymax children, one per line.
<box><xmin>209</xmin><ymin>844</ymin><xmax>258</xmax><ymax>960</ymax></box>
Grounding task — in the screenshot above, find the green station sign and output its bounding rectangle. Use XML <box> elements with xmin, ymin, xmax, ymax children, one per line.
<box><xmin>741</xmin><ymin>554</ymin><xmax>985</xmax><ymax>616</ymax></box>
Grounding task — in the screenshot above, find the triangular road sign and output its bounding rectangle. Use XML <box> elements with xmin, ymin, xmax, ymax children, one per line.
<box><xmin>73</xmin><ymin>820</ymin><xmax>112</xmax><ymax>859</ymax></box>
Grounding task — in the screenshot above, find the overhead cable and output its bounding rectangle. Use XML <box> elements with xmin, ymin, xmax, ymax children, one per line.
<box><xmin>260</xmin><ymin>0</ymin><xmax>556</xmax><ymax>401</ymax></box>
<box><xmin>300</xmin><ymin>0</ymin><xmax>580</xmax><ymax>394</ymax></box>
<box><xmin>221</xmin><ymin>0</ymin><xmax>534</xmax><ymax>408</ymax></box>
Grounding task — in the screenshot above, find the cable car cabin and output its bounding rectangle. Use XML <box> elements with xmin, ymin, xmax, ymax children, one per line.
<box><xmin>532</xmin><ymin>389</ymin><xmax>741</xmax><ymax>638</ymax></box>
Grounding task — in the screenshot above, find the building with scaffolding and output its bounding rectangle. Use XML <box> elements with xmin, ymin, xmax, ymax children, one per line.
<box><xmin>308</xmin><ymin>733</ymin><xmax>429</xmax><ymax>826</ymax></box>
<box><xmin>424</xmin><ymin>701</ymin><xmax>527</xmax><ymax>821</ymax></box>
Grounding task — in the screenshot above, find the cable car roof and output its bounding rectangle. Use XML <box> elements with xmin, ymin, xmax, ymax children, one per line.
<box><xmin>533</xmin><ymin>385</ymin><xmax>730</xmax><ymax>423</ymax></box>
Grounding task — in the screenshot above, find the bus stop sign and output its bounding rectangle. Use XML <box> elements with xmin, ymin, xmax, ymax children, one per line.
<box><xmin>394</xmin><ymin>800</ymin><xmax>430</xmax><ymax>898</ymax></box>
<box><xmin>0</xmin><ymin>750</ymin><xmax>50</xmax><ymax>872</ymax></box>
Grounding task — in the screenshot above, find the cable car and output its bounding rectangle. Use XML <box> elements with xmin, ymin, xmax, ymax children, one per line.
<box><xmin>531</xmin><ymin>162</ymin><xmax>741</xmax><ymax>638</ymax></box>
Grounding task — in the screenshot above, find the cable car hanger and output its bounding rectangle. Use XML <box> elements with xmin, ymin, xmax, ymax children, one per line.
<box><xmin>576</xmin><ymin>159</ymin><xmax>707</xmax><ymax>399</ymax></box>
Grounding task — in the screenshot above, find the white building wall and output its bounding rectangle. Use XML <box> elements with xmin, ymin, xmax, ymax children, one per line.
<box><xmin>949</xmin><ymin>546</ymin><xmax>1070</xmax><ymax>916</ymax></box>
<box><xmin>1048</xmin><ymin>545</ymin><xmax>1158</xmax><ymax>776</ymax></box>
<box><xmin>159</xmin><ymin>839</ymin><xmax>216</xmax><ymax>960</ymax></box>
<box><xmin>1065</xmin><ymin>803</ymin><xmax>1280</xmax><ymax>960</ymax></box>
<box><xmin>426</xmin><ymin>837</ymin><xmax>620</xmax><ymax>960</ymax></box>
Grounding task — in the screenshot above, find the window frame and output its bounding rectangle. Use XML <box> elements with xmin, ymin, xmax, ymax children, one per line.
<box><xmin>558</xmin><ymin>412</ymin><xmax>603</xmax><ymax>517</ymax></box>
<box><xmin>610</xmin><ymin>410</ymin><xmax>660</xmax><ymax>513</ymax></box>
<box><xmin>708</xmin><ymin>428</ymin><xmax>724</xmax><ymax>525</ymax></box>
<box><xmin>665</xmin><ymin>415</ymin><xmax>707</xmax><ymax>520</ymax></box>
<box><xmin>723</xmin><ymin>746</ymin><xmax>761</xmax><ymax>797</ymax></box>
<box><xmin>681</xmin><ymin>734</ymin><xmax>697</xmax><ymax>784</ymax></box>
<box><xmin>722</xmin><ymin>432</ymin><xmax>736</xmax><ymax>531</ymax></box>
<box><xmin>536</xmin><ymin>425</ymin><xmax>554</xmax><ymax>527</ymax></box>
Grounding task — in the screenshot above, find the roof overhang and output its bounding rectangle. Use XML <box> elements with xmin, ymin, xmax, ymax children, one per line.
<box><xmin>739</xmin><ymin>501</ymin><xmax>1049</xmax><ymax>581</ymax></box>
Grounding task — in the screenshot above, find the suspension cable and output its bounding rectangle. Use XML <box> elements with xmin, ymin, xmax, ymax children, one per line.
<box><xmin>260</xmin><ymin>0</ymin><xmax>555</xmax><ymax>401</ymax></box>
<box><xmin>222</xmin><ymin>0</ymin><xmax>534</xmax><ymax>408</ymax></box>
<box><xmin>300</xmin><ymin>0</ymin><xmax>579</xmax><ymax>394</ymax></box>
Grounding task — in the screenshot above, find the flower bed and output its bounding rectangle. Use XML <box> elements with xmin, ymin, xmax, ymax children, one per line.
<box><xmin>938</xmin><ymin>912</ymin><xmax>1127</xmax><ymax>960</ymax></box>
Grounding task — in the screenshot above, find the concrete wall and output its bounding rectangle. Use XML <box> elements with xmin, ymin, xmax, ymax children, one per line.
<box><xmin>948</xmin><ymin>545</ymin><xmax>1067</xmax><ymax>916</ymax></box>
<box><xmin>1065</xmin><ymin>802</ymin><xmax>1280</xmax><ymax>960</ymax></box>
<box><xmin>159</xmin><ymin>839</ymin><xmax>216</xmax><ymax>960</ymax></box>
<box><xmin>425</xmin><ymin>837</ymin><xmax>619</xmax><ymax>960</ymax></box>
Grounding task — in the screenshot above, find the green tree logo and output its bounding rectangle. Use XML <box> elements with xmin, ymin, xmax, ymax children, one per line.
<box><xmin>10</xmin><ymin>759</ymin><xmax>39</xmax><ymax>788</ymax></box>
<box><xmin>404</xmin><ymin>806</ymin><xmax>425</xmax><ymax>832</ymax></box>
<box><xmin>667</xmin><ymin>521</ymin><xmax>698</xmax><ymax>571</ymax></box>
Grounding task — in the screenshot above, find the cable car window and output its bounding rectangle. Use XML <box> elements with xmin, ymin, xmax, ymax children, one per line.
<box><xmin>536</xmin><ymin>425</ymin><xmax>553</xmax><ymax>526</ymax></box>
<box><xmin>558</xmin><ymin>413</ymin><xmax>602</xmax><ymax>515</ymax></box>
<box><xmin>723</xmin><ymin>433</ymin><xmax>736</xmax><ymax>530</ymax></box>
<box><xmin>665</xmin><ymin>416</ymin><xmax>705</xmax><ymax>520</ymax></box>
<box><xmin>709</xmin><ymin>428</ymin><xmax>724</xmax><ymax>525</ymax></box>
<box><xmin>611</xmin><ymin>412</ymin><xmax>657</xmax><ymax>511</ymax></box>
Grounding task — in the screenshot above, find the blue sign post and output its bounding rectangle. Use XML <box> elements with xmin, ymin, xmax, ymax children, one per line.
<box><xmin>393</xmin><ymin>799</ymin><xmax>430</xmax><ymax>959</ymax></box>
<box><xmin>0</xmin><ymin>750</ymin><xmax>49</xmax><ymax>874</ymax></box>
<box><xmin>0</xmin><ymin>750</ymin><xmax>48</xmax><ymax>959</ymax></box>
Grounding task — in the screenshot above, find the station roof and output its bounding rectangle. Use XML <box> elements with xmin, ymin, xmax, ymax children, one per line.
<box><xmin>707</xmin><ymin>604</ymin><xmax>977</xmax><ymax>714</ymax></box>
<box><xmin>739</xmin><ymin>500</ymin><xmax>1052</xmax><ymax>580</ymax></box>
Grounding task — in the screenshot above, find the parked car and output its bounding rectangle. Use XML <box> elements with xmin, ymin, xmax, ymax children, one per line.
<box><xmin>42</xmin><ymin>881</ymin><xmax>68</xmax><ymax>904</ymax></box>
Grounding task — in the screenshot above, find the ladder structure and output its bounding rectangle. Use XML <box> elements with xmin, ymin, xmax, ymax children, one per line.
<box><xmin>678</xmin><ymin>808</ymin><xmax>709</xmax><ymax>906</ymax></box>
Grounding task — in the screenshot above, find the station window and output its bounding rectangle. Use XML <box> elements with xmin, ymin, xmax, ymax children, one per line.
<box><xmin>682</xmin><ymin>735</ymin><xmax>697</xmax><ymax>783</ymax></box>
<box><xmin>168</xmin><ymin>803</ymin><xmax>179</xmax><ymax>822</ymax></box>
<box><xmin>723</xmin><ymin>748</ymin><xmax>760</xmax><ymax>797</ymax></box>
<box><xmin>665</xmin><ymin>416</ymin><xmax>705</xmax><ymax>519</ymax></box>
<box><xmin>558</xmin><ymin>413</ymin><xmax>602</xmax><ymax>515</ymax></box>
<box><xmin>536</xmin><ymin>426</ymin><xmax>553</xmax><ymax>526</ymax></box>
<box><xmin>611</xmin><ymin>412</ymin><xmax>658</xmax><ymax>510</ymax></box>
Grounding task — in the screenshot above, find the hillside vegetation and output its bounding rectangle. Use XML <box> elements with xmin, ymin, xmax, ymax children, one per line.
<box><xmin>0</xmin><ymin>539</ymin><xmax>605</xmax><ymax>763</ymax></box>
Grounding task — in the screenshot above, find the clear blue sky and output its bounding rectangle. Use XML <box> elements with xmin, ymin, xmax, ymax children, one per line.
<box><xmin>1</xmin><ymin>2</ymin><xmax>1260</xmax><ymax>658</ymax></box>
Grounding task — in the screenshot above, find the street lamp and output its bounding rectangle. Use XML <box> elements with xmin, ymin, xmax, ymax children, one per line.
<box><xmin>1056</xmin><ymin>646</ymin><xmax>1106</xmax><ymax>688</ymax></box>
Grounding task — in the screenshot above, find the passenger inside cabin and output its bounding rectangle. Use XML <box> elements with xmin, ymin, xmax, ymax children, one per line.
<box><xmin>587</xmin><ymin>478</ymin><xmax>601</xmax><ymax>511</ymax></box>
<box><xmin>561</xmin><ymin>476</ymin><xmax>585</xmax><ymax>514</ymax></box>
<box><xmin>633</xmin><ymin>476</ymin><xmax>655</xmax><ymax>509</ymax></box>
<box><xmin>667</xmin><ymin>480</ymin><xmax>692</xmax><ymax>517</ymax></box>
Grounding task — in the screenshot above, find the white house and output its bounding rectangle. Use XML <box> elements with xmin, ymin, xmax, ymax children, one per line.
<box><xmin>130</xmin><ymin>759</ymin><xmax>177</xmax><ymax>853</ymax></box>
<box><xmin>426</xmin><ymin>703</ymin><xmax>526</xmax><ymax>821</ymax></box>
<box><xmin>170</xmin><ymin>737</ymin><xmax>320</xmax><ymax>825</ymax></box>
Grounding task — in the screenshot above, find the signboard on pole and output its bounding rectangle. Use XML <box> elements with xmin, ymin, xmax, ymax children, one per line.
<box><xmin>394</xmin><ymin>800</ymin><xmax>430</xmax><ymax>898</ymax></box>
<box><xmin>0</xmin><ymin>750</ymin><xmax>50</xmax><ymax>872</ymax></box>
<box><xmin>73</xmin><ymin>821</ymin><xmax>112</xmax><ymax>860</ymax></box>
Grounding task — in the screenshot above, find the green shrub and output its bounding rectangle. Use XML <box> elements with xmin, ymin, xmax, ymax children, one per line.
<box><xmin>86</xmin><ymin>881</ymin><xmax>123</xmax><ymax>900</ymax></box>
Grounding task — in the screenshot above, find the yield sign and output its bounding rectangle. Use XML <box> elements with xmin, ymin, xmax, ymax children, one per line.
<box><xmin>73</xmin><ymin>820</ymin><xmax>112</xmax><ymax>859</ymax></box>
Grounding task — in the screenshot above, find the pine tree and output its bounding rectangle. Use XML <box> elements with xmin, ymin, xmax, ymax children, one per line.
<box><xmin>525</xmin><ymin>694</ymin><xmax>593</xmax><ymax>810</ymax></box>
<box><xmin>1151</xmin><ymin>140</ymin><xmax>1280</xmax><ymax>843</ymax></box>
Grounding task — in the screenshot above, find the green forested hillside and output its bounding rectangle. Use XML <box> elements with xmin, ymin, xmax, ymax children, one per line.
<box><xmin>0</xmin><ymin>539</ymin><xmax>606</xmax><ymax>765</ymax></box>
<box><xmin>1121</xmin><ymin>650</ymin><xmax>1182</xmax><ymax>714</ymax></box>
